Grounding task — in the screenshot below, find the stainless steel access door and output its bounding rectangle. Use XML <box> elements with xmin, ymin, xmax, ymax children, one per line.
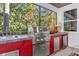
<box><xmin>54</xmin><ymin>37</ymin><xmax>60</xmax><ymax>52</ymax></box>
<box><xmin>38</xmin><ymin>43</ymin><xmax>49</xmax><ymax>56</ymax></box>
<box><xmin>33</xmin><ymin>42</ymin><xmax>50</xmax><ymax>56</ymax></box>
<box><xmin>63</xmin><ymin>35</ymin><xmax>68</xmax><ymax>48</ymax></box>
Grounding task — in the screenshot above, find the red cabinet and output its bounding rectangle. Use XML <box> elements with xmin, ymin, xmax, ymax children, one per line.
<box><xmin>59</xmin><ymin>36</ymin><xmax>63</xmax><ymax>50</ymax></box>
<box><xmin>0</xmin><ymin>40</ymin><xmax>23</xmax><ymax>54</ymax></box>
<box><xmin>50</xmin><ymin>36</ymin><xmax>54</xmax><ymax>55</ymax></box>
<box><xmin>0</xmin><ymin>39</ymin><xmax>33</xmax><ymax>56</ymax></box>
<box><xmin>50</xmin><ymin>35</ymin><xmax>63</xmax><ymax>55</ymax></box>
<box><xmin>19</xmin><ymin>40</ymin><xmax>33</xmax><ymax>56</ymax></box>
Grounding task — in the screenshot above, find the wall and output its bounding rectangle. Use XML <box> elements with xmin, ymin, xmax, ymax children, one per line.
<box><xmin>57</xmin><ymin>3</ymin><xmax>79</xmax><ymax>49</ymax></box>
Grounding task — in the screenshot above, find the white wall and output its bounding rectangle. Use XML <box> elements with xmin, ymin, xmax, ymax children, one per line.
<box><xmin>57</xmin><ymin>3</ymin><xmax>79</xmax><ymax>49</ymax></box>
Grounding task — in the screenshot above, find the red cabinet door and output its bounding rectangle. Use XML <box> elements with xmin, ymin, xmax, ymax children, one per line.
<box><xmin>59</xmin><ymin>36</ymin><xmax>63</xmax><ymax>50</ymax></box>
<box><xmin>50</xmin><ymin>36</ymin><xmax>54</xmax><ymax>55</ymax></box>
<box><xmin>0</xmin><ymin>40</ymin><xmax>22</xmax><ymax>54</ymax></box>
<box><xmin>19</xmin><ymin>39</ymin><xmax>33</xmax><ymax>56</ymax></box>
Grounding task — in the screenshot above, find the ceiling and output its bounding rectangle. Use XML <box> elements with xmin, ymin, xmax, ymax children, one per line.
<box><xmin>50</xmin><ymin>3</ymin><xmax>71</xmax><ymax>8</ymax></box>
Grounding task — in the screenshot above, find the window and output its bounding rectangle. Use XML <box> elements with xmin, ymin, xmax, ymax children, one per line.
<box><xmin>64</xmin><ymin>9</ymin><xmax>77</xmax><ymax>31</ymax></box>
<box><xmin>0</xmin><ymin>4</ymin><xmax>4</xmax><ymax>32</ymax></box>
<box><xmin>40</xmin><ymin>7</ymin><xmax>57</xmax><ymax>26</ymax></box>
<box><xmin>40</xmin><ymin>7</ymin><xmax>57</xmax><ymax>32</ymax></box>
<box><xmin>40</xmin><ymin>7</ymin><xmax>51</xmax><ymax>26</ymax></box>
<box><xmin>10</xmin><ymin>3</ymin><xmax>57</xmax><ymax>33</ymax></box>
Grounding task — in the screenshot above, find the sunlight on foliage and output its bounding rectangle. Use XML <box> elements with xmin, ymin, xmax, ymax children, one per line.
<box><xmin>0</xmin><ymin>4</ymin><xmax>4</xmax><ymax>32</ymax></box>
<box><xmin>10</xmin><ymin>3</ymin><xmax>39</xmax><ymax>32</ymax></box>
<box><xmin>10</xmin><ymin>3</ymin><xmax>57</xmax><ymax>33</ymax></box>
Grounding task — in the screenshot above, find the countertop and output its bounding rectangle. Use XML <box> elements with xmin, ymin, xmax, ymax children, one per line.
<box><xmin>0</xmin><ymin>32</ymin><xmax>68</xmax><ymax>44</ymax></box>
<box><xmin>50</xmin><ymin>32</ymin><xmax>68</xmax><ymax>37</ymax></box>
<box><xmin>0</xmin><ymin>35</ymin><xmax>32</xmax><ymax>44</ymax></box>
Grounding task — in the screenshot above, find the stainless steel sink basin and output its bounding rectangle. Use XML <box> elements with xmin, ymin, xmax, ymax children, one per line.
<box><xmin>0</xmin><ymin>35</ymin><xmax>29</xmax><ymax>40</ymax></box>
<box><xmin>0</xmin><ymin>35</ymin><xmax>30</xmax><ymax>44</ymax></box>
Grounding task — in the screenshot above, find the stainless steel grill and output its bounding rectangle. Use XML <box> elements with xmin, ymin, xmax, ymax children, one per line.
<box><xmin>28</xmin><ymin>26</ymin><xmax>50</xmax><ymax>56</ymax></box>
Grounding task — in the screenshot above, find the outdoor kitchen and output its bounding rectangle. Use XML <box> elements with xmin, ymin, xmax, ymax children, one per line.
<box><xmin>0</xmin><ymin>3</ymin><xmax>79</xmax><ymax>56</ymax></box>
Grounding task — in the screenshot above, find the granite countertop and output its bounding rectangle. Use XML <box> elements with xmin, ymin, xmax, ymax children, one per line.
<box><xmin>0</xmin><ymin>32</ymin><xmax>68</xmax><ymax>44</ymax></box>
<box><xmin>50</xmin><ymin>32</ymin><xmax>68</xmax><ymax>37</ymax></box>
<box><xmin>0</xmin><ymin>35</ymin><xmax>32</xmax><ymax>44</ymax></box>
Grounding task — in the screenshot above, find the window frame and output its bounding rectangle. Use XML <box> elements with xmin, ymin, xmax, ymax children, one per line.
<box><xmin>64</xmin><ymin>9</ymin><xmax>77</xmax><ymax>32</ymax></box>
<box><xmin>33</xmin><ymin>3</ymin><xmax>57</xmax><ymax>26</ymax></box>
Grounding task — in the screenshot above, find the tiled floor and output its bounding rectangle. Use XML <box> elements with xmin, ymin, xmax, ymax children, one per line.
<box><xmin>51</xmin><ymin>47</ymin><xmax>79</xmax><ymax>56</ymax></box>
<box><xmin>0</xmin><ymin>50</ymin><xmax>19</xmax><ymax>56</ymax></box>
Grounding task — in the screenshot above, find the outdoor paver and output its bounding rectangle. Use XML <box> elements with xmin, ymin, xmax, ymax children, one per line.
<box><xmin>51</xmin><ymin>47</ymin><xmax>79</xmax><ymax>56</ymax></box>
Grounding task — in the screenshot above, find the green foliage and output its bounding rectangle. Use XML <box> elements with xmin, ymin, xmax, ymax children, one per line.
<box><xmin>0</xmin><ymin>3</ymin><xmax>57</xmax><ymax>33</ymax></box>
<box><xmin>10</xmin><ymin>3</ymin><xmax>39</xmax><ymax>32</ymax></box>
<box><xmin>0</xmin><ymin>4</ymin><xmax>4</xmax><ymax>32</ymax></box>
<box><xmin>10</xmin><ymin>3</ymin><xmax>57</xmax><ymax>32</ymax></box>
<box><xmin>40</xmin><ymin>7</ymin><xmax>57</xmax><ymax>27</ymax></box>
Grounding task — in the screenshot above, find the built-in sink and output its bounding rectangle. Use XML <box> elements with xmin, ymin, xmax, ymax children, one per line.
<box><xmin>0</xmin><ymin>35</ymin><xmax>29</xmax><ymax>42</ymax></box>
<box><xmin>0</xmin><ymin>36</ymin><xmax>17</xmax><ymax>43</ymax></box>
